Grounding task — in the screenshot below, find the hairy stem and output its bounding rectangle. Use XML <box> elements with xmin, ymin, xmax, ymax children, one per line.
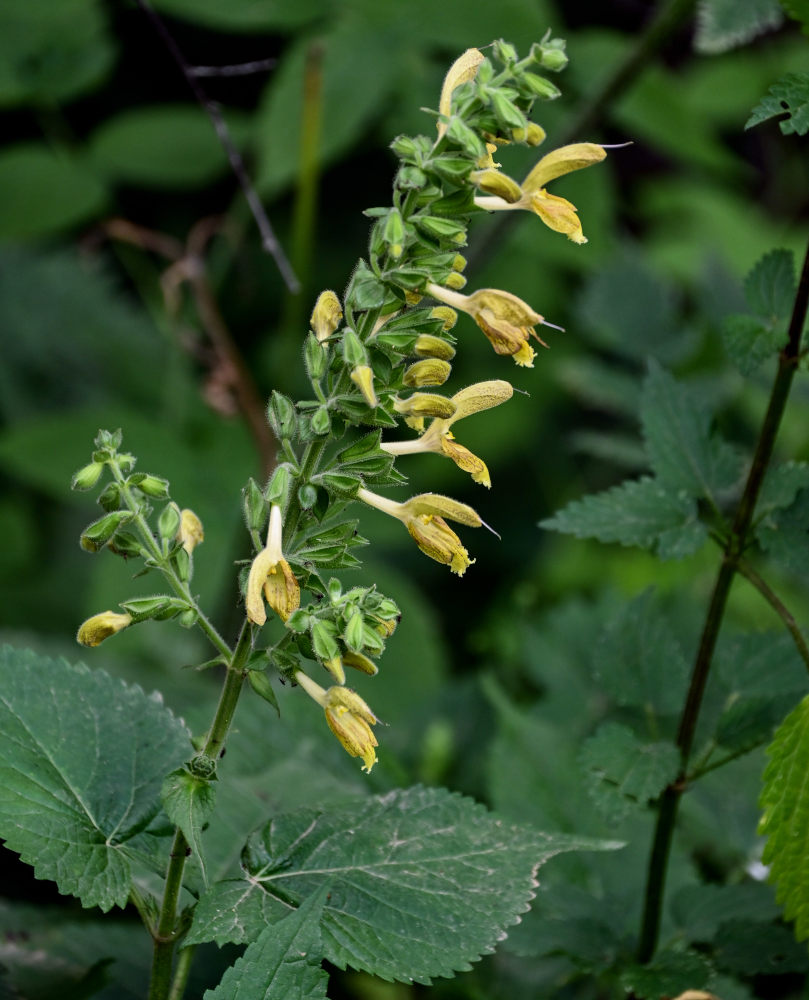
<box><xmin>168</xmin><ymin>947</ymin><xmax>196</xmax><ymax>1000</ymax></box>
<box><xmin>637</xmin><ymin>235</ymin><xmax>809</xmax><ymax>962</ymax></box>
<box><xmin>147</xmin><ymin>621</ymin><xmax>253</xmax><ymax>1000</ymax></box>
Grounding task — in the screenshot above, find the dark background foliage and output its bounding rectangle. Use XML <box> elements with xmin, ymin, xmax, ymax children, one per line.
<box><xmin>2</xmin><ymin>1</ymin><xmax>809</xmax><ymax>997</ymax></box>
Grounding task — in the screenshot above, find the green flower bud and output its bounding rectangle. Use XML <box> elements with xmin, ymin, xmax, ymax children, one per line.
<box><xmin>343</xmin><ymin>610</ymin><xmax>365</xmax><ymax>652</ymax></box>
<box><xmin>521</xmin><ymin>72</ymin><xmax>561</xmax><ymax>100</ymax></box>
<box><xmin>80</xmin><ymin>511</ymin><xmax>134</xmax><ymax>552</ymax></box>
<box><xmin>342</xmin><ymin>328</ymin><xmax>367</xmax><ymax>368</ymax></box>
<box><xmin>71</xmin><ymin>462</ymin><xmax>104</xmax><ymax>491</ymax></box>
<box><xmin>311</xmin><ymin>405</ymin><xmax>332</xmax><ymax>436</ymax></box>
<box><xmin>158</xmin><ymin>502</ymin><xmax>182</xmax><ymax>541</ymax></box>
<box><xmin>304</xmin><ymin>332</ymin><xmax>328</xmax><ymax>381</ymax></box>
<box><xmin>97</xmin><ymin>482</ymin><xmax>122</xmax><ymax>512</ymax></box>
<box><xmin>267</xmin><ymin>391</ymin><xmax>297</xmax><ymax>439</ymax></box>
<box><xmin>311</xmin><ymin>619</ymin><xmax>340</xmax><ymax>662</ymax></box>
<box><xmin>265</xmin><ymin>465</ymin><xmax>292</xmax><ymax>509</ymax></box>
<box><xmin>243</xmin><ymin>477</ymin><xmax>268</xmax><ymax>532</ymax></box>
<box><xmin>134</xmin><ymin>474</ymin><xmax>171</xmax><ymax>499</ymax></box>
<box><xmin>298</xmin><ymin>483</ymin><xmax>318</xmax><ymax>510</ymax></box>
<box><xmin>382</xmin><ymin>207</ymin><xmax>406</xmax><ymax>259</ymax></box>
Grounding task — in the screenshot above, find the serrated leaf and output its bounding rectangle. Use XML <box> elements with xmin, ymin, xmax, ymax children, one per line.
<box><xmin>722</xmin><ymin>313</ymin><xmax>781</xmax><ymax>374</ymax></box>
<box><xmin>747</xmin><ymin>72</ymin><xmax>809</xmax><ymax>134</ymax></box>
<box><xmin>579</xmin><ymin>723</ymin><xmax>680</xmax><ymax>824</ymax></box>
<box><xmin>540</xmin><ymin>476</ymin><xmax>706</xmax><ymax>559</ymax></box>
<box><xmin>756</xmin><ymin>487</ymin><xmax>809</xmax><ymax>575</ymax></box>
<box><xmin>161</xmin><ymin>768</ymin><xmax>216</xmax><ymax>887</ymax></box>
<box><xmin>620</xmin><ymin>948</ymin><xmax>713</xmax><ymax>999</ymax></box>
<box><xmin>744</xmin><ymin>248</ymin><xmax>796</xmax><ymax>317</ymax></box>
<box><xmin>595</xmin><ymin>590</ymin><xmax>690</xmax><ymax>717</ymax></box>
<box><xmin>760</xmin><ymin>695</ymin><xmax>809</xmax><ymax>939</ymax></box>
<box><xmin>716</xmin><ymin>692</ymin><xmax>800</xmax><ymax>753</ymax></box>
<box><xmin>0</xmin><ymin>646</ymin><xmax>191</xmax><ymax>911</ymax></box>
<box><xmin>670</xmin><ymin>882</ymin><xmax>781</xmax><ymax>942</ymax></box>
<box><xmin>204</xmin><ymin>887</ymin><xmax>329</xmax><ymax>1000</ymax></box>
<box><xmin>641</xmin><ymin>362</ymin><xmax>743</xmax><ymax>503</ymax></box>
<box><xmin>695</xmin><ymin>0</ymin><xmax>783</xmax><ymax>53</ymax></box>
<box><xmin>757</xmin><ymin>462</ymin><xmax>809</xmax><ymax>516</ymax></box>
<box><xmin>187</xmin><ymin>786</ymin><xmax>616</xmax><ymax>984</ymax></box>
<box><xmin>714</xmin><ymin>918</ymin><xmax>809</xmax><ymax>974</ymax></box>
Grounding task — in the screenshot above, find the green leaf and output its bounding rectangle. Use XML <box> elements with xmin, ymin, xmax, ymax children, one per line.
<box><xmin>641</xmin><ymin>362</ymin><xmax>743</xmax><ymax>503</ymax></box>
<box><xmin>89</xmin><ymin>105</ymin><xmax>248</xmax><ymax>189</ymax></box>
<box><xmin>755</xmin><ymin>487</ymin><xmax>809</xmax><ymax>575</ymax></box>
<box><xmin>0</xmin><ymin>0</ymin><xmax>115</xmax><ymax>108</ymax></box>
<box><xmin>151</xmin><ymin>0</ymin><xmax>330</xmax><ymax>31</ymax></box>
<box><xmin>757</xmin><ymin>461</ymin><xmax>809</xmax><ymax>516</ymax></box>
<box><xmin>0</xmin><ymin>646</ymin><xmax>191</xmax><ymax>911</ymax></box>
<box><xmin>256</xmin><ymin>16</ymin><xmax>406</xmax><ymax>196</ymax></box>
<box><xmin>620</xmin><ymin>949</ymin><xmax>713</xmax><ymax>999</ymax></box>
<box><xmin>595</xmin><ymin>590</ymin><xmax>690</xmax><ymax>717</ymax></box>
<box><xmin>745</xmin><ymin>248</ymin><xmax>796</xmax><ymax>317</ymax></box>
<box><xmin>713</xmin><ymin>919</ymin><xmax>809</xmax><ymax>974</ymax></box>
<box><xmin>187</xmin><ymin>786</ymin><xmax>615</xmax><ymax>983</ymax></box>
<box><xmin>670</xmin><ymin>882</ymin><xmax>781</xmax><ymax>942</ymax></box>
<box><xmin>695</xmin><ymin>0</ymin><xmax>783</xmax><ymax>53</ymax></box>
<box><xmin>204</xmin><ymin>887</ymin><xmax>329</xmax><ymax>1000</ymax></box>
<box><xmin>540</xmin><ymin>476</ymin><xmax>707</xmax><ymax>559</ymax></box>
<box><xmin>760</xmin><ymin>695</ymin><xmax>809</xmax><ymax>939</ymax></box>
<box><xmin>161</xmin><ymin>768</ymin><xmax>217</xmax><ymax>887</ymax></box>
<box><xmin>747</xmin><ymin>72</ymin><xmax>809</xmax><ymax>134</ymax></box>
<box><xmin>0</xmin><ymin>144</ymin><xmax>107</xmax><ymax>239</ymax></box>
<box><xmin>579</xmin><ymin>723</ymin><xmax>680</xmax><ymax>824</ymax></box>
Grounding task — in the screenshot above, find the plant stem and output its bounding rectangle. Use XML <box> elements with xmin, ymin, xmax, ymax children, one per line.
<box><xmin>737</xmin><ymin>558</ymin><xmax>809</xmax><ymax>676</ymax></box>
<box><xmin>168</xmin><ymin>947</ymin><xmax>196</xmax><ymax>1000</ymax></box>
<box><xmin>636</xmin><ymin>236</ymin><xmax>809</xmax><ymax>962</ymax></box>
<box><xmin>147</xmin><ymin>621</ymin><xmax>253</xmax><ymax>1000</ymax></box>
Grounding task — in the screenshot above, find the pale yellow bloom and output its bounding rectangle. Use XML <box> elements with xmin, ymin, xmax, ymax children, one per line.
<box><xmin>295</xmin><ymin>671</ymin><xmax>379</xmax><ymax>772</ymax></box>
<box><xmin>246</xmin><ymin>505</ymin><xmax>300</xmax><ymax>626</ymax></box>
<box><xmin>382</xmin><ymin>380</ymin><xmax>513</xmax><ymax>488</ymax></box>
<box><xmin>474</xmin><ymin>142</ymin><xmax>607</xmax><ymax>244</ymax></box>
<box><xmin>469</xmin><ymin>169</ymin><xmax>522</xmax><ymax>203</ymax></box>
<box><xmin>437</xmin><ymin>48</ymin><xmax>484</xmax><ymax>139</ymax></box>
<box><xmin>310</xmin><ymin>290</ymin><xmax>343</xmax><ymax>342</ymax></box>
<box><xmin>403</xmin><ymin>358</ymin><xmax>452</xmax><ymax>387</ymax></box>
<box><xmin>358</xmin><ymin>488</ymin><xmax>480</xmax><ymax>575</ymax></box>
<box><xmin>77</xmin><ymin>611</ymin><xmax>132</xmax><ymax>647</ymax></box>
<box><xmin>414</xmin><ymin>331</ymin><xmax>456</xmax><ymax>357</ymax></box>
<box><xmin>176</xmin><ymin>508</ymin><xmax>204</xmax><ymax>554</ymax></box>
<box><xmin>350</xmin><ymin>365</ymin><xmax>378</xmax><ymax>407</ymax></box>
<box><xmin>426</xmin><ymin>283</ymin><xmax>547</xmax><ymax>367</ymax></box>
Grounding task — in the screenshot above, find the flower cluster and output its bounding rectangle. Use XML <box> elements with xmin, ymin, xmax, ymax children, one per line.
<box><xmin>73</xmin><ymin>38</ymin><xmax>606</xmax><ymax>775</ymax></box>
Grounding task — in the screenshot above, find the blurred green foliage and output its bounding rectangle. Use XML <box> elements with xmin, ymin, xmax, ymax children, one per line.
<box><xmin>2</xmin><ymin>0</ymin><xmax>809</xmax><ymax>997</ymax></box>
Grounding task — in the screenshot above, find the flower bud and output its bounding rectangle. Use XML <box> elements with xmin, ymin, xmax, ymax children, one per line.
<box><xmin>264</xmin><ymin>465</ymin><xmax>291</xmax><ymax>510</ymax></box>
<box><xmin>311</xmin><ymin>405</ymin><xmax>332</xmax><ymax>436</ymax></box>
<box><xmin>267</xmin><ymin>391</ymin><xmax>297</xmax><ymax>439</ymax></box>
<box><xmin>382</xmin><ymin>207</ymin><xmax>406</xmax><ymax>259</ymax></box>
<box><xmin>393</xmin><ymin>393</ymin><xmax>457</xmax><ymax>420</ymax></box>
<box><xmin>129</xmin><ymin>473</ymin><xmax>170</xmax><ymax>499</ymax></box>
<box><xmin>71</xmin><ymin>462</ymin><xmax>104</xmax><ymax>491</ymax></box>
<box><xmin>343</xmin><ymin>651</ymin><xmax>379</xmax><ymax>675</ymax></box>
<box><xmin>310</xmin><ymin>290</ymin><xmax>342</xmax><ymax>343</ymax></box>
<box><xmin>343</xmin><ymin>610</ymin><xmax>365</xmax><ymax>652</ymax></box>
<box><xmin>511</xmin><ymin>122</ymin><xmax>546</xmax><ymax>146</ymax></box>
<box><xmin>158</xmin><ymin>502</ymin><xmax>182</xmax><ymax>541</ymax></box>
<box><xmin>80</xmin><ymin>511</ymin><xmax>134</xmax><ymax>552</ymax></box>
<box><xmin>350</xmin><ymin>365</ymin><xmax>378</xmax><ymax>407</ymax></box>
<box><xmin>342</xmin><ymin>328</ymin><xmax>367</xmax><ymax>368</ymax></box>
<box><xmin>177</xmin><ymin>508</ymin><xmax>204</xmax><ymax>554</ymax></box>
<box><xmin>414</xmin><ymin>333</ymin><xmax>456</xmax><ymax>359</ymax></box>
<box><xmin>243</xmin><ymin>477</ymin><xmax>269</xmax><ymax>532</ymax></box>
<box><xmin>304</xmin><ymin>332</ymin><xmax>328</xmax><ymax>381</ymax></box>
<box><xmin>403</xmin><ymin>358</ymin><xmax>452</xmax><ymax>387</ymax></box>
<box><xmin>521</xmin><ymin>72</ymin><xmax>561</xmax><ymax>99</ymax></box>
<box><xmin>444</xmin><ymin>272</ymin><xmax>467</xmax><ymax>290</ymax></box>
<box><xmin>428</xmin><ymin>308</ymin><xmax>459</xmax><ymax>333</ymax></box>
<box><xmin>77</xmin><ymin>611</ymin><xmax>132</xmax><ymax>647</ymax></box>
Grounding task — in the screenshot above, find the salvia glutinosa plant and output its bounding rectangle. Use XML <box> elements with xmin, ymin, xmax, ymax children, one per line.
<box><xmin>0</xmin><ymin>39</ymin><xmax>619</xmax><ymax>1000</ymax></box>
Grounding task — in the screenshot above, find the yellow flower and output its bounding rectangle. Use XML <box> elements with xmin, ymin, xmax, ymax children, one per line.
<box><xmin>473</xmin><ymin>142</ymin><xmax>607</xmax><ymax>244</ymax></box>
<box><xmin>77</xmin><ymin>611</ymin><xmax>132</xmax><ymax>647</ymax></box>
<box><xmin>358</xmin><ymin>488</ymin><xmax>481</xmax><ymax>575</ymax></box>
<box><xmin>295</xmin><ymin>671</ymin><xmax>379</xmax><ymax>772</ymax></box>
<box><xmin>310</xmin><ymin>290</ymin><xmax>343</xmax><ymax>342</ymax></box>
<box><xmin>425</xmin><ymin>283</ymin><xmax>549</xmax><ymax>367</ymax></box>
<box><xmin>382</xmin><ymin>380</ymin><xmax>513</xmax><ymax>488</ymax></box>
<box><xmin>176</xmin><ymin>508</ymin><xmax>204</xmax><ymax>554</ymax></box>
<box><xmin>437</xmin><ymin>48</ymin><xmax>485</xmax><ymax>140</ymax></box>
<box><xmin>403</xmin><ymin>358</ymin><xmax>452</xmax><ymax>387</ymax></box>
<box><xmin>245</xmin><ymin>505</ymin><xmax>300</xmax><ymax>626</ymax></box>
